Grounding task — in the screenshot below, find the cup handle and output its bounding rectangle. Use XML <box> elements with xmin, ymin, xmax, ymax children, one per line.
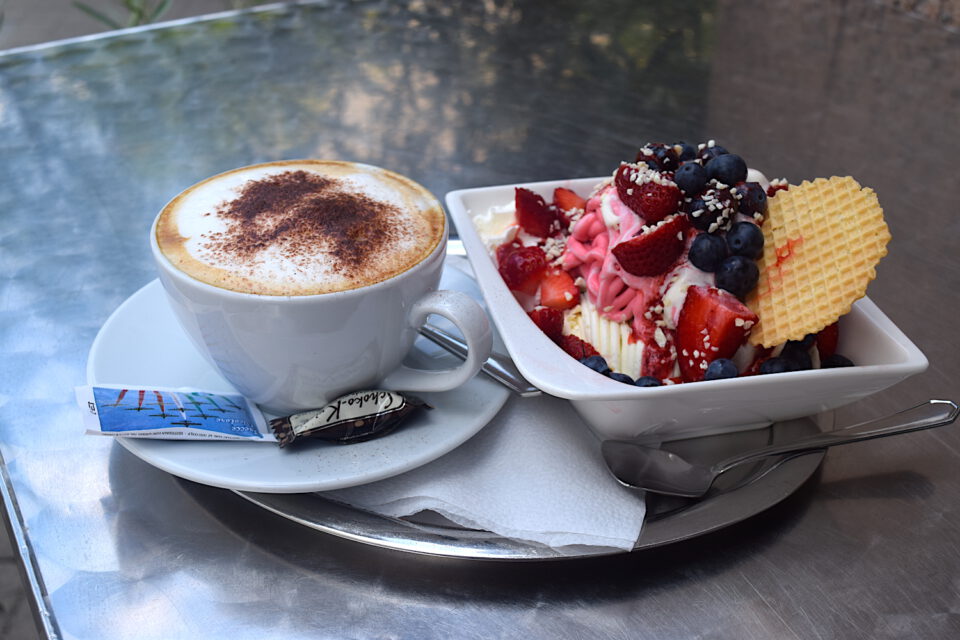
<box><xmin>380</xmin><ymin>290</ymin><xmax>493</xmax><ymax>394</ymax></box>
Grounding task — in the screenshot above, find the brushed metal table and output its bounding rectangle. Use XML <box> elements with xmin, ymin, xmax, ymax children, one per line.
<box><xmin>1</xmin><ymin>1</ymin><xmax>959</xmax><ymax>638</ymax></box>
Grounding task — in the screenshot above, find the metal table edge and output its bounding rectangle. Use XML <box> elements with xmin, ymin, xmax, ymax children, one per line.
<box><xmin>0</xmin><ymin>447</ymin><xmax>60</xmax><ymax>639</ymax></box>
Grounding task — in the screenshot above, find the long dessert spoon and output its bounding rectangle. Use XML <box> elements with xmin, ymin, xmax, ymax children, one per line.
<box><xmin>602</xmin><ymin>399</ymin><xmax>959</xmax><ymax>498</ymax></box>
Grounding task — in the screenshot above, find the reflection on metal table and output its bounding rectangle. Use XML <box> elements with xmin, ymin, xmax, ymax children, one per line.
<box><xmin>1</xmin><ymin>1</ymin><xmax>959</xmax><ymax>639</ymax></box>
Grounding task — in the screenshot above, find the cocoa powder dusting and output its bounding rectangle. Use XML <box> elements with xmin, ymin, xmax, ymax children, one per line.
<box><xmin>203</xmin><ymin>171</ymin><xmax>404</xmax><ymax>276</ymax></box>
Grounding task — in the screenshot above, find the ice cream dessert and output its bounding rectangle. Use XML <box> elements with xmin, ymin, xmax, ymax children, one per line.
<box><xmin>476</xmin><ymin>141</ymin><xmax>890</xmax><ymax>386</ymax></box>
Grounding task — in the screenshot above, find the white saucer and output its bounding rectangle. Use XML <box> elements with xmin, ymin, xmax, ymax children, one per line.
<box><xmin>86</xmin><ymin>259</ymin><xmax>510</xmax><ymax>493</ymax></box>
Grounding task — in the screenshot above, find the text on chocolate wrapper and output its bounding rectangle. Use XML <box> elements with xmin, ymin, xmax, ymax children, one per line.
<box><xmin>320</xmin><ymin>390</ymin><xmax>405</xmax><ymax>423</ymax></box>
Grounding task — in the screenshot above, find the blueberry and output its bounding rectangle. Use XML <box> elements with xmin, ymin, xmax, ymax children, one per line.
<box><xmin>675</xmin><ymin>142</ymin><xmax>697</xmax><ymax>161</ymax></box>
<box><xmin>715</xmin><ymin>255</ymin><xmax>759</xmax><ymax>299</ymax></box>
<box><xmin>688</xmin><ymin>233</ymin><xmax>728</xmax><ymax>272</ymax></box>
<box><xmin>787</xmin><ymin>334</ymin><xmax>816</xmax><ymax>351</ymax></box>
<box><xmin>580</xmin><ymin>355</ymin><xmax>610</xmax><ymax>375</ymax></box>
<box><xmin>780</xmin><ymin>343</ymin><xmax>812</xmax><ymax>371</ymax></box>
<box><xmin>634</xmin><ymin>148</ymin><xmax>657</xmax><ymax>170</ymax></box>
<box><xmin>726</xmin><ymin>221</ymin><xmax>764</xmax><ymax>259</ymax></box>
<box><xmin>822</xmin><ymin>354</ymin><xmax>854</xmax><ymax>368</ymax></box>
<box><xmin>735</xmin><ymin>182</ymin><xmax>768</xmax><ymax>216</ymax></box>
<box><xmin>608</xmin><ymin>372</ymin><xmax>636</xmax><ymax>385</ymax></box>
<box><xmin>635</xmin><ymin>376</ymin><xmax>663</xmax><ymax>387</ymax></box>
<box><xmin>685</xmin><ymin>188</ymin><xmax>737</xmax><ymax>232</ymax></box>
<box><xmin>687</xmin><ymin>205</ymin><xmax>721</xmax><ymax>232</ymax></box>
<box><xmin>653</xmin><ymin>146</ymin><xmax>680</xmax><ymax>171</ymax></box>
<box><xmin>635</xmin><ymin>143</ymin><xmax>678</xmax><ymax>171</ymax></box>
<box><xmin>698</xmin><ymin>143</ymin><xmax>729</xmax><ymax>163</ymax></box>
<box><xmin>674</xmin><ymin>162</ymin><xmax>708</xmax><ymax>195</ymax></box>
<box><xmin>705</xmin><ymin>153</ymin><xmax>748</xmax><ymax>186</ymax></box>
<box><xmin>684</xmin><ymin>196</ymin><xmax>709</xmax><ymax>227</ymax></box>
<box><xmin>704</xmin><ymin>358</ymin><xmax>738</xmax><ymax>380</ymax></box>
<box><xmin>759</xmin><ymin>357</ymin><xmax>790</xmax><ymax>374</ymax></box>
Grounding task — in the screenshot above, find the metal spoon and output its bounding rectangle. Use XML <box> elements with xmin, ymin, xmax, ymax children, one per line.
<box><xmin>602</xmin><ymin>399</ymin><xmax>959</xmax><ymax>498</ymax></box>
<box><xmin>419</xmin><ymin>323</ymin><xmax>541</xmax><ymax>397</ymax></box>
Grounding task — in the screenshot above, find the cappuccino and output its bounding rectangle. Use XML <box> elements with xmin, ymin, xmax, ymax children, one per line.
<box><xmin>155</xmin><ymin>161</ymin><xmax>445</xmax><ymax>295</ymax></box>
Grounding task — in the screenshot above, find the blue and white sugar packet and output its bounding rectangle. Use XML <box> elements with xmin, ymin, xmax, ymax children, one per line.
<box><xmin>76</xmin><ymin>385</ymin><xmax>276</xmax><ymax>442</ymax></box>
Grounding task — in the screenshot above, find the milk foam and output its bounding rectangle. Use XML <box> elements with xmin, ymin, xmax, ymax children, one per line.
<box><xmin>156</xmin><ymin>161</ymin><xmax>445</xmax><ymax>296</ymax></box>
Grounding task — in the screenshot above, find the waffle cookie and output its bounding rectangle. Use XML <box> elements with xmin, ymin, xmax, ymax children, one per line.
<box><xmin>746</xmin><ymin>176</ymin><xmax>890</xmax><ymax>348</ymax></box>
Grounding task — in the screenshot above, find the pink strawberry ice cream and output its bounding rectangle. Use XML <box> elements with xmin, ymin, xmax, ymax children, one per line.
<box><xmin>563</xmin><ymin>182</ymin><xmax>710</xmax><ymax>337</ymax></box>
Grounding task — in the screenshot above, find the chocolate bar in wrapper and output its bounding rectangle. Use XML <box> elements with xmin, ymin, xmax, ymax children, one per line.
<box><xmin>270</xmin><ymin>390</ymin><xmax>431</xmax><ymax>447</ymax></box>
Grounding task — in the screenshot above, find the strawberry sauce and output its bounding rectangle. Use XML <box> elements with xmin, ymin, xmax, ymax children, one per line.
<box><xmin>774</xmin><ymin>236</ymin><xmax>804</xmax><ymax>269</ymax></box>
<box><xmin>761</xmin><ymin>236</ymin><xmax>804</xmax><ymax>297</ymax></box>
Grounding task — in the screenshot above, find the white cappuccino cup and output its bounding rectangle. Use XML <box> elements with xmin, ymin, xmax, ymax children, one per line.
<box><xmin>150</xmin><ymin>160</ymin><xmax>491</xmax><ymax>414</ymax></box>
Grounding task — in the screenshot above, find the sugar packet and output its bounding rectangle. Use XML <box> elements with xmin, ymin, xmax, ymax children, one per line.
<box><xmin>76</xmin><ymin>385</ymin><xmax>276</xmax><ymax>442</ymax></box>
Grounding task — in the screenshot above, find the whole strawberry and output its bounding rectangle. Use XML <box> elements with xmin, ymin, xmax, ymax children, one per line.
<box><xmin>497</xmin><ymin>243</ymin><xmax>547</xmax><ymax>295</ymax></box>
<box><xmin>614</xmin><ymin>164</ymin><xmax>682</xmax><ymax>225</ymax></box>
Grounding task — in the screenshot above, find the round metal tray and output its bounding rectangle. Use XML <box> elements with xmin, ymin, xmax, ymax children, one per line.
<box><xmin>236</xmin><ymin>412</ymin><xmax>830</xmax><ymax>560</ymax></box>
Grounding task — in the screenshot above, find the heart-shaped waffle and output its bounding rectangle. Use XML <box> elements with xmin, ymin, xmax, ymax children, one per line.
<box><xmin>746</xmin><ymin>176</ymin><xmax>890</xmax><ymax>347</ymax></box>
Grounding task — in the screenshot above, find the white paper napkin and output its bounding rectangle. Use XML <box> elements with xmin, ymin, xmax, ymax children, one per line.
<box><xmin>325</xmin><ymin>394</ymin><xmax>646</xmax><ymax>553</ymax></box>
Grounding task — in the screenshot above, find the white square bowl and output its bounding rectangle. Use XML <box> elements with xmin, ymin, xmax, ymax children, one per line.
<box><xmin>446</xmin><ymin>177</ymin><xmax>928</xmax><ymax>442</ymax></box>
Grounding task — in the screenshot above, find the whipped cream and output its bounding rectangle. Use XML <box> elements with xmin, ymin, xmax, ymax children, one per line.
<box><xmin>746</xmin><ymin>168</ymin><xmax>770</xmax><ymax>193</ymax></box>
<box><xmin>474</xmin><ymin>201</ymin><xmax>519</xmax><ymax>251</ymax></box>
<box><xmin>660</xmin><ymin>261</ymin><xmax>714</xmax><ymax>330</ymax></box>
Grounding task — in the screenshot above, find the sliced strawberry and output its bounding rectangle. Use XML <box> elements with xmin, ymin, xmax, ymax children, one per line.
<box><xmin>676</xmin><ymin>285</ymin><xmax>758</xmax><ymax>382</ymax></box>
<box><xmin>515</xmin><ymin>187</ymin><xmax>558</xmax><ymax>238</ymax></box>
<box><xmin>553</xmin><ymin>187</ymin><xmax>587</xmax><ymax>213</ymax></box>
<box><xmin>497</xmin><ymin>244</ymin><xmax>547</xmax><ymax>295</ymax></box>
<box><xmin>495</xmin><ymin>240</ymin><xmax>522</xmax><ymax>265</ymax></box>
<box><xmin>560</xmin><ymin>334</ymin><xmax>600</xmax><ymax>360</ymax></box>
<box><xmin>611</xmin><ymin>214</ymin><xmax>689</xmax><ymax>277</ymax></box>
<box><xmin>614</xmin><ymin>164</ymin><xmax>682</xmax><ymax>224</ymax></box>
<box><xmin>629</xmin><ymin>315</ymin><xmax>677</xmax><ymax>379</ymax></box>
<box><xmin>539</xmin><ymin>268</ymin><xmax>579</xmax><ymax>310</ymax></box>
<box><xmin>642</xmin><ymin>337</ymin><xmax>676</xmax><ymax>380</ymax></box>
<box><xmin>816</xmin><ymin>322</ymin><xmax>840</xmax><ymax>360</ymax></box>
<box><xmin>528</xmin><ymin>307</ymin><xmax>563</xmax><ymax>343</ymax></box>
<box><xmin>743</xmin><ymin>346</ymin><xmax>774</xmax><ymax>376</ymax></box>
